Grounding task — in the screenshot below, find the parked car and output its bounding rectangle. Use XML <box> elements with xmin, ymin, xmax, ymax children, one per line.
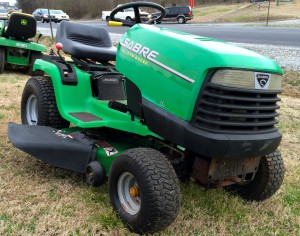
<box><xmin>0</xmin><ymin>9</ymin><xmax>9</xmax><ymax>20</ymax></box>
<box><xmin>102</xmin><ymin>6</ymin><xmax>149</xmax><ymax>22</ymax></box>
<box><xmin>151</xmin><ymin>6</ymin><xmax>193</xmax><ymax>24</ymax></box>
<box><xmin>32</xmin><ymin>8</ymin><xmax>58</xmax><ymax>23</ymax></box>
<box><xmin>50</xmin><ymin>10</ymin><xmax>69</xmax><ymax>22</ymax></box>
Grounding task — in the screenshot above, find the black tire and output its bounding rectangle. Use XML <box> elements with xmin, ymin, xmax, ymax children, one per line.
<box><xmin>0</xmin><ymin>47</ymin><xmax>4</xmax><ymax>74</ymax></box>
<box><xmin>21</xmin><ymin>76</ymin><xmax>70</xmax><ymax>129</ymax></box>
<box><xmin>27</xmin><ymin>52</ymin><xmax>44</xmax><ymax>76</ymax></box>
<box><xmin>231</xmin><ymin>151</ymin><xmax>284</xmax><ymax>201</ymax></box>
<box><xmin>106</xmin><ymin>16</ymin><xmax>110</xmax><ymax>22</ymax></box>
<box><xmin>177</xmin><ymin>16</ymin><xmax>186</xmax><ymax>24</ymax></box>
<box><xmin>108</xmin><ymin>148</ymin><xmax>180</xmax><ymax>234</ymax></box>
<box><xmin>41</xmin><ymin>18</ymin><xmax>45</xmax><ymax>23</ymax></box>
<box><xmin>85</xmin><ymin>161</ymin><xmax>106</xmax><ymax>187</ymax></box>
<box><xmin>126</xmin><ymin>16</ymin><xmax>132</xmax><ymax>22</ymax></box>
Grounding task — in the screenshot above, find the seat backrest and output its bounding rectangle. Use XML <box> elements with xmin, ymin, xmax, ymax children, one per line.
<box><xmin>56</xmin><ymin>21</ymin><xmax>112</xmax><ymax>49</ymax></box>
<box><xmin>56</xmin><ymin>21</ymin><xmax>116</xmax><ymax>61</ymax></box>
<box><xmin>5</xmin><ymin>12</ymin><xmax>36</xmax><ymax>39</ymax></box>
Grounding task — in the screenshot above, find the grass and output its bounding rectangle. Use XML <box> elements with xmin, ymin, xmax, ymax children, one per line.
<box><xmin>0</xmin><ymin>67</ymin><xmax>299</xmax><ymax>235</ymax></box>
<box><xmin>192</xmin><ymin>1</ymin><xmax>300</xmax><ymax>23</ymax></box>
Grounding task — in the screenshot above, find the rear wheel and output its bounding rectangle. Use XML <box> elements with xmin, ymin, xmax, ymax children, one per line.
<box><xmin>21</xmin><ymin>76</ymin><xmax>70</xmax><ymax>129</ymax></box>
<box><xmin>177</xmin><ymin>16</ymin><xmax>186</xmax><ymax>24</ymax></box>
<box><xmin>126</xmin><ymin>16</ymin><xmax>132</xmax><ymax>22</ymax></box>
<box><xmin>0</xmin><ymin>47</ymin><xmax>4</xmax><ymax>74</ymax></box>
<box><xmin>108</xmin><ymin>148</ymin><xmax>180</xmax><ymax>234</ymax></box>
<box><xmin>231</xmin><ymin>151</ymin><xmax>284</xmax><ymax>201</ymax></box>
<box><xmin>41</xmin><ymin>18</ymin><xmax>45</xmax><ymax>23</ymax></box>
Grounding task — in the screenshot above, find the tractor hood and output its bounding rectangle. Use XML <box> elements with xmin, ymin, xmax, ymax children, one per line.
<box><xmin>116</xmin><ymin>24</ymin><xmax>282</xmax><ymax>120</ymax></box>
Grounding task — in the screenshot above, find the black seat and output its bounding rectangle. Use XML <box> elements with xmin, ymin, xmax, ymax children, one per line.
<box><xmin>56</xmin><ymin>21</ymin><xmax>116</xmax><ymax>61</ymax></box>
<box><xmin>5</xmin><ymin>12</ymin><xmax>36</xmax><ymax>39</ymax></box>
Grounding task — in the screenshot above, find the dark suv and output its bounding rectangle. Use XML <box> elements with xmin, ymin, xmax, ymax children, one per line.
<box><xmin>152</xmin><ymin>6</ymin><xmax>193</xmax><ymax>24</ymax></box>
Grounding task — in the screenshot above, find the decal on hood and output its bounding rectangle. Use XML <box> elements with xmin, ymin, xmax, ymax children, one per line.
<box><xmin>120</xmin><ymin>38</ymin><xmax>195</xmax><ymax>83</ymax></box>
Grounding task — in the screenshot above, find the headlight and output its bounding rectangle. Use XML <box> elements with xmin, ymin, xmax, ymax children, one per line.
<box><xmin>211</xmin><ymin>69</ymin><xmax>282</xmax><ymax>91</ymax></box>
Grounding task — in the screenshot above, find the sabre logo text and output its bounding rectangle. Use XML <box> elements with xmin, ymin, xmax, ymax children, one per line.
<box><xmin>120</xmin><ymin>38</ymin><xmax>195</xmax><ymax>83</ymax></box>
<box><xmin>120</xmin><ymin>38</ymin><xmax>159</xmax><ymax>60</ymax></box>
<box><xmin>254</xmin><ymin>72</ymin><xmax>271</xmax><ymax>90</ymax></box>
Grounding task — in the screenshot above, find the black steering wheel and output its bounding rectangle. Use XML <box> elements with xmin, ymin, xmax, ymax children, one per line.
<box><xmin>110</xmin><ymin>2</ymin><xmax>165</xmax><ymax>27</ymax></box>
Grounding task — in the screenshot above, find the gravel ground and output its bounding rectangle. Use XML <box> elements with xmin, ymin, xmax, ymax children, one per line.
<box><xmin>233</xmin><ymin>43</ymin><xmax>300</xmax><ymax>71</ymax></box>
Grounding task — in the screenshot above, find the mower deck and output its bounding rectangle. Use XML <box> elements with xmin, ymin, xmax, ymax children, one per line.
<box><xmin>8</xmin><ymin>123</ymin><xmax>95</xmax><ymax>172</ymax></box>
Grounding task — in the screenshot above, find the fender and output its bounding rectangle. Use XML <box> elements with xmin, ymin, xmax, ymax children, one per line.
<box><xmin>33</xmin><ymin>59</ymin><xmax>94</xmax><ymax>125</ymax></box>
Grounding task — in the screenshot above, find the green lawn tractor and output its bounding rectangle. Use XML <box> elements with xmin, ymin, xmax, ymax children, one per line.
<box><xmin>8</xmin><ymin>2</ymin><xmax>284</xmax><ymax>234</ymax></box>
<box><xmin>0</xmin><ymin>12</ymin><xmax>46</xmax><ymax>74</ymax></box>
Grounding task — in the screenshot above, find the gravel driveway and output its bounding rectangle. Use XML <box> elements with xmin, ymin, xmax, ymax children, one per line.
<box><xmin>233</xmin><ymin>43</ymin><xmax>300</xmax><ymax>71</ymax></box>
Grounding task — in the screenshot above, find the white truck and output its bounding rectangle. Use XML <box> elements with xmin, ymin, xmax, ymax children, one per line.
<box><xmin>101</xmin><ymin>7</ymin><xmax>149</xmax><ymax>22</ymax></box>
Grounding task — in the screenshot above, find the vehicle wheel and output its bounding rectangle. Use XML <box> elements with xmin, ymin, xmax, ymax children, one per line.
<box><xmin>21</xmin><ymin>76</ymin><xmax>70</xmax><ymax>129</ymax></box>
<box><xmin>85</xmin><ymin>161</ymin><xmax>106</xmax><ymax>187</ymax></box>
<box><xmin>0</xmin><ymin>47</ymin><xmax>5</xmax><ymax>74</ymax></box>
<box><xmin>177</xmin><ymin>16</ymin><xmax>186</xmax><ymax>24</ymax></box>
<box><xmin>41</xmin><ymin>18</ymin><xmax>45</xmax><ymax>23</ymax></box>
<box><xmin>230</xmin><ymin>151</ymin><xmax>284</xmax><ymax>201</ymax></box>
<box><xmin>108</xmin><ymin>148</ymin><xmax>180</xmax><ymax>234</ymax></box>
<box><xmin>106</xmin><ymin>16</ymin><xmax>110</xmax><ymax>22</ymax></box>
<box><xmin>126</xmin><ymin>16</ymin><xmax>132</xmax><ymax>22</ymax></box>
<box><xmin>27</xmin><ymin>52</ymin><xmax>44</xmax><ymax>76</ymax></box>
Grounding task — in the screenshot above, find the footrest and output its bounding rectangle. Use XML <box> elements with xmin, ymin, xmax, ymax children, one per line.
<box><xmin>69</xmin><ymin>112</ymin><xmax>102</xmax><ymax>122</ymax></box>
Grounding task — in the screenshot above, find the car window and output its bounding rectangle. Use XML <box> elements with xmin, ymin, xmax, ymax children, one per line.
<box><xmin>51</xmin><ymin>10</ymin><xmax>65</xmax><ymax>14</ymax></box>
<box><xmin>179</xmin><ymin>7</ymin><xmax>188</xmax><ymax>14</ymax></box>
<box><xmin>124</xmin><ymin>8</ymin><xmax>134</xmax><ymax>12</ymax></box>
<box><xmin>169</xmin><ymin>8</ymin><xmax>177</xmax><ymax>14</ymax></box>
<box><xmin>0</xmin><ymin>9</ymin><xmax>7</xmax><ymax>13</ymax></box>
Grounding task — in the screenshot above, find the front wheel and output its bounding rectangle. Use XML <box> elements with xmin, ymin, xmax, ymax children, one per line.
<box><xmin>231</xmin><ymin>151</ymin><xmax>284</xmax><ymax>201</ymax></box>
<box><xmin>108</xmin><ymin>148</ymin><xmax>180</xmax><ymax>234</ymax></box>
<box><xmin>21</xmin><ymin>76</ymin><xmax>70</xmax><ymax>129</ymax></box>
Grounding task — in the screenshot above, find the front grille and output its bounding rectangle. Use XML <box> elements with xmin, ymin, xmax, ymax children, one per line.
<box><xmin>192</xmin><ymin>83</ymin><xmax>281</xmax><ymax>133</ymax></box>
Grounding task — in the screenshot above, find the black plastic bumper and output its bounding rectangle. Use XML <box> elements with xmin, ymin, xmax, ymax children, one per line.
<box><xmin>142</xmin><ymin>99</ymin><xmax>282</xmax><ymax>159</ymax></box>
